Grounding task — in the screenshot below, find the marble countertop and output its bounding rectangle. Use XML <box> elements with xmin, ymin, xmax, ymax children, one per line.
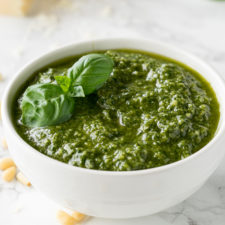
<box><xmin>0</xmin><ymin>0</ymin><xmax>225</xmax><ymax>224</ymax></box>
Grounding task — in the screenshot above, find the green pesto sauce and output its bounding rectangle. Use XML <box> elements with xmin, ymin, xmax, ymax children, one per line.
<box><xmin>13</xmin><ymin>50</ymin><xmax>220</xmax><ymax>171</ymax></box>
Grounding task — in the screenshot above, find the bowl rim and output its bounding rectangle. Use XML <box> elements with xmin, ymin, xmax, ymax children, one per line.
<box><xmin>2</xmin><ymin>37</ymin><xmax>225</xmax><ymax>176</ymax></box>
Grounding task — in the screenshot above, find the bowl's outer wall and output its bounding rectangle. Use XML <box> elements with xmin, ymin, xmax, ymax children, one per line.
<box><xmin>2</xmin><ymin>39</ymin><xmax>225</xmax><ymax>218</ymax></box>
<box><xmin>6</xmin><ymin>133</ymin><xmax>225</xmax><ymax>218</ymax></box>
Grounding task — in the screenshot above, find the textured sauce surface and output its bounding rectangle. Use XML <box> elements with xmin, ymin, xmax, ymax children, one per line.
<box><xmin>14</xmin><ymin>50</ymin><xmax>220</xmax><ymax>171</ymax></box>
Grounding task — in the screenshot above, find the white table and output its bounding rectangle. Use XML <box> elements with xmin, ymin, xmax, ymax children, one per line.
<box><xmin>0</xmin><ymin>0</ymin><xmax>225</xmax><ymax>224</ymax></box>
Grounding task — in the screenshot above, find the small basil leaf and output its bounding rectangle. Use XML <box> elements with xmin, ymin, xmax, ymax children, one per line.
<box><xmin>21</xmin><ymin>83</ymin><xmax>75</xmax><ymax>127</ymax></box>
<box><xmin>67</xmin><ymin>53</ymin><xmax>114</xmax><ymax>95</ymax></box>
<box><xmin>54</xmin><ymin>75</ymin><xmax>71</xmax><ymax>93</ymax></box>
<box><xmin>68</xmin><ymin>85</ymin><xmax>85</xmax><ymax>97</ymax></box>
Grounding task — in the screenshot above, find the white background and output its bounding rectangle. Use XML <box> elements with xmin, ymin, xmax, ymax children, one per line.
<box><xmin>0</xmin><ymin>0</ymin><xmax>225</xmax><ymax>224</ymax></box>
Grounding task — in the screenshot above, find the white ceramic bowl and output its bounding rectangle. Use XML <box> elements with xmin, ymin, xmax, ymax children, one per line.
<box><xmin>2</xmin><ymin>39</ymin><xmax>225</xmax><ymax>219</ymax></box>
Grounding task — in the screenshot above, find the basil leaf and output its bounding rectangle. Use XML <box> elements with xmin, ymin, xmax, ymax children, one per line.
<box><xmin>68</xmin><ymin>85</ymin><xmax>85</xmax><ymax>97</ymax></box>
<box><xmin>21</xmin><ymin>83</ymin><xmax>75</xmax><ymax>127</ymax></box>
<box><xmin>67</xmin><ymin>54</ymin><xmax>114</xmax><ymax>95</ymax></box>
<box><xmin>55</xmin><ymin>76</ymin><xmax>85</xmax><ymax>97</ymax></box>
<box><xmin>54</xmin><ymin>75</ymin><xmax>71</xmax><ymax>93</ymax></box>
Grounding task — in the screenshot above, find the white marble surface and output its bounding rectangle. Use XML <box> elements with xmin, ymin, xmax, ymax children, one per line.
<box><xmin>0</xmin><ymin>0</ymin><xmax>225</xmax><ymax>224</ymax></box>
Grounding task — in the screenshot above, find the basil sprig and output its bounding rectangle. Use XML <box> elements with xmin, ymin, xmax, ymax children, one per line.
<box><xmin>21</xmin><ymin>54</ymin><xmax>114</xmax><ymax>127</ymax></box>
